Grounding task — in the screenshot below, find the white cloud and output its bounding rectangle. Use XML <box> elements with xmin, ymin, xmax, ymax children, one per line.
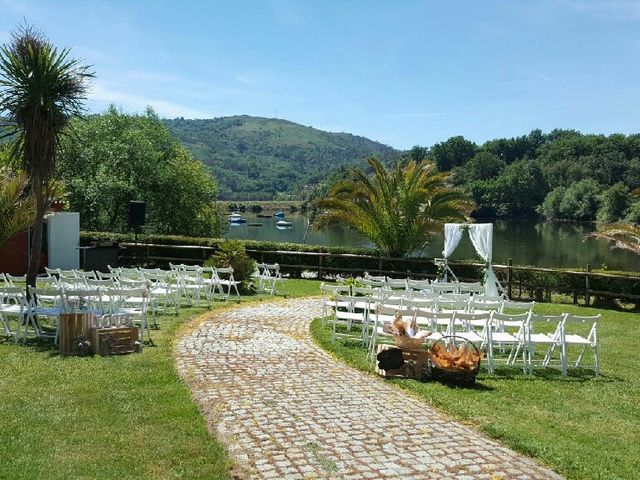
<box><xmin>89</xmin><ymin>81</ymin><xmax>212</xmax><ymax>119</ymax></box>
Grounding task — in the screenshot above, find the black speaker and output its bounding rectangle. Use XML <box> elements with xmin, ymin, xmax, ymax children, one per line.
<box><xmin>128</xmin><ymin>201</ymin><xmax>146</xmax><ymax>228</ymax></box>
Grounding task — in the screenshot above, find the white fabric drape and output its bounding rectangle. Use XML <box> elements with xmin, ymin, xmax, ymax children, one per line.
<box><xmin>442</xmin><ymin>223</ymin><xmax>463</xmax><ymax>258</ymax></box>
<box><xmin>468</xmin><ymin>223</ymin><xmax>500</xmax><ymax>297</ymax></box>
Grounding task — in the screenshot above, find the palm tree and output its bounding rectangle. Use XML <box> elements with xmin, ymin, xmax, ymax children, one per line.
<box><xmin>587</xmin><ymin>188</ymin><xmax>640</xmax><ymax>256</ymax></box>
<box><xmin>0</xmin><ymin>25</ymin><xmax>93</xmax><ymax>287</ymax></box>
<box><xmin>587</xmin><ymin>224</ymin><xmax>640</xmax><ymax>256</ymax></box>
<box><xmin>315</xmin><ymin>157</ymin><xmax>474</xmax><ymax>257</ymax></box>
<box><xmin>0</xmin><ymin>169</ymin><xmax>36</xmax><ymax>248</ymax></box>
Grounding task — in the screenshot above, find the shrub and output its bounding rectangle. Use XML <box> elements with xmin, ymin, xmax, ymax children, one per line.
<box><xmin>597</xmin><ymin>183</ymin><xmax>630</xmax><ymax>223</ymax></box>
<box><xmin>204</xmin><ymin>240</ymin><xmax>256</xmax><ymax>293</ymax></box>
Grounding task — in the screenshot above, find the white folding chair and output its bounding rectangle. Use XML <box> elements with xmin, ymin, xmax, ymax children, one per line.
<box><xmin>525</xmin><ymin>313</ymin><xmax>566</xmax><ymax>375</ymax></box>
<box><xmin>108</xmin><ymin>288</ymin><xmax>150</xmax><ymax>341</ymax></box>
<box><xmin>562</xmin><ymin>314</ymin><xmax>600</xmax><ymax>376</ymax></box>
<box><xmin>319</xmin><ymin>283</ymin><xmax>351</xmax><ymax>323</ymax></box>
<box><xmin>332</xmin><ymin>294</ymin><xmax>367</xmax><ymax>345</ymax></box>
<box><xmin>214</xmin><ymin>267</ymin><xmax>241</xmax><ymax>300</ymax></box>
<box><xmin>437</xmin><ymin>297</ymin><xmax>469</xmax><ymax>314</ymax></box>
<box><xmin>368</xmin><ymin>305</ymin><xmax>415</xmax><ymax>359</ymax></box>
<box><xmin>406</xmin><ymin>278</ymin><xmax>431</xmax><ymax>296</ymax></box>
<box><xmin>412</xmin><ymin>309</ymin><xmax>453</xmax><ymax>343</ymax></box>
<box><xmin>0</xmin><ymin>287</ymin><xmax>30</xmax><ymax>340</ymax></box>
<box><xmin>28</xmin><ymin>286</ymin><xmax>64</xmax><ymax>342</ymax></box>
<box><xmin>488</xmin><ymin>312</ymin><xmax>530</xmax><ymax>374</ymax></box>
<box><xmin>458</xmin><ymin>281</ymin><xmax>484</xmax><ymax>295</ymax></box>
<box><xmin>469</xmin><ymin>298</ymin><xmax>503</xmax><ymax>314</ymax></box>
<box><xmin>385</xmin><ymin>278</ymin><xmax>407</xmax><ymax>291</ymax></box>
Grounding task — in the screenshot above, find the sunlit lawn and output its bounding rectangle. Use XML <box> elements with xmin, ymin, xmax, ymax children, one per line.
<box><xmin>311</xmin><ymin>302</ymin><xmax>640</xmax><ymax>480</ymax></box>
<box><xmin>0</xmin><ymin>279</ymin><xmax>320</xmax><ymax>480</ymax></box>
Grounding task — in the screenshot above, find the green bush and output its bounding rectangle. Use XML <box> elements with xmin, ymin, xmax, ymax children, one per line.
<box><xmin>204</xmin><ymin>240</ymin><xmax>256</xmax><ymax>293</ymax></box>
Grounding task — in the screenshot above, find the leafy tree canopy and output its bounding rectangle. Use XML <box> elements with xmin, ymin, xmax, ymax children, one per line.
<box><xmin>58</xmin><ymin>106</ymin><xmax>225</xmax><ymax>237</ymax></box>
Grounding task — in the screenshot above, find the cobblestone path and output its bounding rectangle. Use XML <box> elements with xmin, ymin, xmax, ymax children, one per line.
<box><xmin>176</xmin><ymin>298</ymin><xmax>562</xmax><ymax>480</ymax></box>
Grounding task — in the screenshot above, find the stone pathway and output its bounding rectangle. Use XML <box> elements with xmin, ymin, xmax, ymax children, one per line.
<box><xmin>176</xmin><ymin>299</ymin><xmax>562</xmax><ymax>480</ymax></box>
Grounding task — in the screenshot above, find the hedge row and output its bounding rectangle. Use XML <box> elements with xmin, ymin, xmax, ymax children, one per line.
<box><xmin>80</xmin><ymin>231</ymin><xmax>377</xmax><ymax>256</ymax></box>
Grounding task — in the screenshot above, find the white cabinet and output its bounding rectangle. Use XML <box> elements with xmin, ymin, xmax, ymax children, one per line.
<box><xmin>47</xmin><ymin>212</ymin><xmax>80</xmax><ymax>269</ymax></box>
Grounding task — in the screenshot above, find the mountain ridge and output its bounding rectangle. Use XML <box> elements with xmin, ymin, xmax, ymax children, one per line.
<box><xmin>164</xmin><ymin>115</ymin><xmax>399</xmax><ymax>200</ymax></box>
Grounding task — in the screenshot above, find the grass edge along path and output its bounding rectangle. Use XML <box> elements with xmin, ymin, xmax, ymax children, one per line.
<box><xmin>0</xmin><ymin>279</ymin><xmax>321</xmax><ymax>480</ymax></box>
<box><xmin>310</xmin><ymin>302</ymin><xmax>640</xmax><ymax>480</ymax></box>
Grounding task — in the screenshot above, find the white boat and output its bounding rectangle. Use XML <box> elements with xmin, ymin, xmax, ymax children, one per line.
<box><xmin>228</xmin><ymin>213</ymin><xmax>243</xmax><ymax>219</ymax></box>
<box><xmin>276</xmin><ymin>220</ymin><xmax>293</xmax><ymax>228</ymax></box>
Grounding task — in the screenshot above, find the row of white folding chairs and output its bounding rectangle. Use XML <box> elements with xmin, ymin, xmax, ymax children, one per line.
<box><xmin>320</xmin><ymin>284</ymin><xmax>519</xmax><ymax>320</ymax></box>
<box><xmin>0</xmin><ymin>285</ymin><xmax>150</xmax><ymax>343</ymax></box>
<box><xmin>168</xmin><ymin>263</ymin><xmax>241</xmax><ymax>301</ymax></box>
<box><xmin>364</xmin><ymin>306</ymin><xmax>599</xmax><ymax>376</ymax></box>
<box><xmin>361</xmin><ymin>274</ymin><xmax>486</xmax><ymax>295</ymax></box>
<box><xmin>253</xmin><ymin>263</ymin><xmax>284</xmax><ymax>296</ymax></box>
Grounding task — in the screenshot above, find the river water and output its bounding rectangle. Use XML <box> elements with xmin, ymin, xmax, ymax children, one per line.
<box><xmin>224</xmin><ymin>213</ymin><xmax>640</xmax><ymax>271</ymax></box>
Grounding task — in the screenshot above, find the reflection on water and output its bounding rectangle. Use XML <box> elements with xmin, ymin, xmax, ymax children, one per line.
<box><xmin>224</xmin><ymin>213</ymin><xmax>640</xmax><ymax>271</ymax></box>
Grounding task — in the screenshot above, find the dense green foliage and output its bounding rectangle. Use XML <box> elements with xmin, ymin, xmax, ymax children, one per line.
<box><xmin>204</xmin><ymin>239</ymin><xmax>256</xmax><ymax>292</ymax></box>
<box><xmin>58</xmin><ymin>107</ymin><xmax>225</xmax><ymax>237</ymax></box>
<box><xmin>407</xmin><ymin>129</ymin><xmax>640</xmax><ymax>221</ymax></box>
<box><xmin>164</xmin><ymin>116</ymin><xmax>397</xmax><ymax>200</ymax></box>
<box><xmin>312</xmin><ymin>301</ymin><xmax>640</xmax><ymax>480</ymax></box>
<box><xmin>315</xmin><ymin>158</ymin><xmax>473</xmax><ymax>257</ymax></box>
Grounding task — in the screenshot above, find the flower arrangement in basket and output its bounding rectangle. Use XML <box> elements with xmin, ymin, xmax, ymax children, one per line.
<box><xmin>429</xmin><ymin>336</ymin><xmax>483</xmax><ymax>385</ymax></box>
<box><xmin>382</xmin><ymin>314</ymin><xmax>430</xmax><ymax>350</ymax></box>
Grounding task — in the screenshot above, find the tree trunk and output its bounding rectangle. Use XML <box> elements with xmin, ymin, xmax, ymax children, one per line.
<box><xmin>26</xmin><ymin>184</ymin><xmax>46</xmax><ymax>289</ymax></box>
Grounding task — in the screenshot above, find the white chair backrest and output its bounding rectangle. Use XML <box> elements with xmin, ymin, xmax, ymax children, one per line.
<box><xmin>5</xmin><ymin>274</ymin><xmax>26</xmax><ymax>286</ymax></box>
<box><xmin>119</xmin><ymin>279</ymin><xmax>148</xmax><ymax>289</ymax></box>
<box><xmin>440</xmin><ymin>292</ymin><xmax>470</xmax><ymax>302</ymax></box>
<box><xmin>351</xmin><ymin>286</ymin><xmax>378</xmax><ymax>297</ymax></box>
<box><xmin>475</xmin><ymin>294</ymin><xmax>504</xmax><ymax>302</ymax></box>
<box><xmin>87</xmin><ymin>278</ymin><xmax>116</xmax><ymax>288</ymax></box>
<box><xmin>364</xmin><ymin>273</ymin><xmax>386</xmax><ymax>282</ymax></box>
<box><xmin>97</xmin><ymin>271</ymin><xmax>119</xmax><ymax>280</ymax></box>
<box><xmin>501</xmin><ymin>300</ymin><xmax>535</xmax><ymax>313</ymax></box>
<box><xmin>379</xmin><ymin>297</ymin><xmax>403</xmax><ymax>309</ymax></box>
<box><xmin>406</xmin><ymin>278</ymin><xmax>431</xmax><ymax>291</ymax></box>
<box><xmin>431</xmin><ymin>282</ymin><xmax>459</xmax><ymax>294</ymax></box>
<box><xmin>437</xmin><ymin>298</ymin><xmax>468</xmax><ymax>312</ymax></box>
<box><xmin>320</xmin><ymin>283</ymin><xmax>350</xmax><ymax>295</ymax></box>
<box><xmin>562</xmin><ymin>314</ymin><xmax>600</xmax><ymax>341</ymax></box>
<box><xmin>469</xmin><ymin>298</ymin><xmax>502</xmax><ymax>313</ymax></box>
<box><xmin>385</xmin><ymin>278</ymin><xmax>407</xmax><ymax>290</ymax></box>
<box><xmin>36</xmin><ymin>276</ymin><xmax>60</xmax><ymax>289</ymax></box>
<box><xmin>491</xmin><ymin>311</ymin><xmax>529</xmax><ymax>329</ymax></box>
<box><xmin>0</xmin><ymin>286</ymin><xmax>26</xmax><ymax>304</ymax></box>
<box><xmin>169</xmin><ymin>263</ymin><xmax>186</xmax><ymax>271</ymax></box>
<box><xmin>403</xmin><ymin>297</ymin><xmax>436</xmax><ymax>311</ymax></box>
<box><xmin>74</xmin><ymin>270</ymin><xmax>97</xmax><ymax>279</ymax></box>
<box><xmin>458</xmin><ymin>281</ymin><xmax>484</xmax><ymax>294</ymax></box>
<box><xmin>528</xmin><ymin>313</ymin><xmax>565</xmax><ymax>337</ymax></box>
<box><xmin>361</xmin><ymin>278</ymin><xmax>384</xmax><ymax>288</ymax></box>
<box><xmin>413</xmin><ymin>309</ymin><xmax>453</xmax><ymax>330</ymax></box>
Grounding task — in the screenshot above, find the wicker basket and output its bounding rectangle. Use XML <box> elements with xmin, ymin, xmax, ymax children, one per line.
<box><xmin>429</xmin><ymin>335</ymin><xmax>481</xmax><ymax>386</ymax></box>
<box><xmin>394</xmin><ymin>335</ymin><xmax>424</xmax><ymax>350</ymax></box>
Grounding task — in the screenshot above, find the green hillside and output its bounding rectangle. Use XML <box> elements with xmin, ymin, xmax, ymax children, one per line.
<box><xmin>164</xmin><ymin>116</ymin><xmax>398</xmax><ymax>200</ymax></box>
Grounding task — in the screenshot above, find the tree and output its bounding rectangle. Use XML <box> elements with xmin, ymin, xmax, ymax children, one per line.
<box><xmin>58</xmin><ymin>107</ymin><xmax>224</xmax><ymax>237</ymax></box>
<box><xmin>0</xmin><ymin>169</ymin><xmax>36</xmax><ymax>248</ymax></box>
<box><xmin>430</xmin><ymin>136</ymin><xmax>477</xmax><ymax>171</ymax></box>
<box><xmin>465</xmin><ymin>151</ymin><xmax>505</xmax><ymax>181</ymax></box>
<box><xmin>558</xmin><ymin>179</ymin><xmax>600</xmax><ymax>221</ymax></box>
<box><xmin>539</xmin><ymin>186</ymin><xmax>566</xmax><ymax>220</ymax></box>
<box><xmin>488</xmin><ymin>160</ymin><xmax>548</xmax><ymax>217</ymax></box>
<box><xmin>314</xmin><ymin>157</ymin><xmax>473</xmax><ymax>257</ymax></box>
<box><xmin>597</xmin><ymin>183</ymin><xmax>630</xmax><ymax>223</ymax></box>
<box><xmin>0</xmin><ymin>25</ymin><xmax>93</xmax><ymax>287</ymax></box>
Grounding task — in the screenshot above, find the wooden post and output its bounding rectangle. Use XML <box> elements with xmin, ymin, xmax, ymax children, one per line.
<box><xmin>585</xmin><ymin>264</ymin><xmax>591</xmax><ymax>306</ymax></box>
<box><xmin>507</xmin><ymin>258</ymin><xmax>513</xmax><ymax>299</ymax></box>
<box><xmin>318</xmin><ymin>254</ymin><xmax>324</xmax><ymax>280</ymax></box>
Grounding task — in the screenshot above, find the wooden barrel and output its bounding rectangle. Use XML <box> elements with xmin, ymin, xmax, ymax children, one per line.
<box><xmin>59</xmin><ymin>313</ymin><xmax>94</xmax><ymax>355</ymax></box>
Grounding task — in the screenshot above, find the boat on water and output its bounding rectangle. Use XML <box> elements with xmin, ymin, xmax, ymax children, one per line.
<box><xmin>256</xmin><ymin>214</ymin><xmax>272</xmax><ymax>218</ymax></box>
<box><xmin>276</xmin><ymin>220</ymin><xmax>293</xmax><ymax>228</ymax></box>
<box><xmin>273</xmin><ymin>211</ymin><xmax>285</xmax><ymax>218</ymax></box>
<box><xmin>247</xmin><ymin>223</ymin><xmax>263</xmax><ymax>227</ymax></box>
<box><xmin>228</xmin><ymin>213</ymin><xmax>248</xmax><ymax>224</ymax></box>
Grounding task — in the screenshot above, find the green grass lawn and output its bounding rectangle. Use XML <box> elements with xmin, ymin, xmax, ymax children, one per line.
<box><xmin>0</xmin><ymin>279</ymin><xmax>320</xmax><ymax>480</ymax></box>
<box><xmin>311</xmin><ymin>303</ymin><xmax>640</xmax><ymax>480</ymax></box>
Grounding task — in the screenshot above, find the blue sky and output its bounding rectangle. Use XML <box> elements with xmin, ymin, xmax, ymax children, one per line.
<box><xmin>1</xmin><ymin>0</ymin><xmax>639</xmax><ymax>149</ymax></box>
